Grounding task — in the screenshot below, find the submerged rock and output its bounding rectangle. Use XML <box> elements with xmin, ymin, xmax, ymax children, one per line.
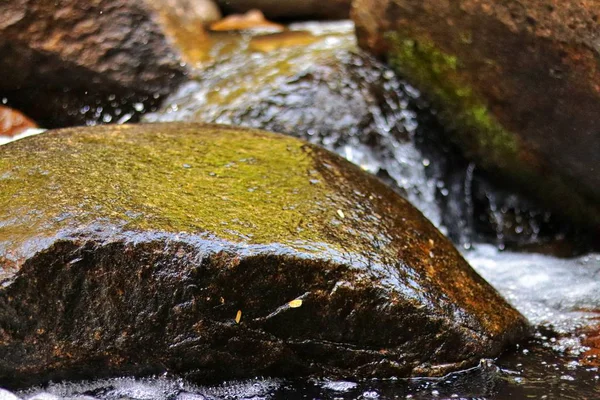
<box><xmin>0</xmin><ymin>123</ymin><xmax>528</xmax><ymax>388</ymax></box>
<box><xmin>352</xmin><ymin>0</ymin><xmax>600</xmax><ymax>232</ymax></box>
<box><xmin>0</xmin><ymin>0</ymin><xmax>187</xmax><ymax>127</ymax></box>
<box><xmin>216</xmin><ymin>0</ymin><xmax>351</xmax><ymax>21</ymax></box>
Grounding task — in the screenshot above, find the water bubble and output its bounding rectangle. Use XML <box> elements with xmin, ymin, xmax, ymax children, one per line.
<box><xmin>361</xmin><ymin>391</ymin><xmax>379</xmax><ymax>398</ymax></box>
<box><xmin>321</xmin><ymin>381</ymin><xmax>358</xmax><ymax>392</ymax></box>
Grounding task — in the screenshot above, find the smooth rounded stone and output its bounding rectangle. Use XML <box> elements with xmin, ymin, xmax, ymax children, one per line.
<box><xmin>0</xmin><ymin>0</ymin><xmax>187</xmax><ymax>127</ymax></box>
<box><xmin>153</xmin><ymin>0</ymin><xmax>222</xmax><ymax>25</ymax></box>
<box><xmin>351</xmin><ymin>0</ymin><xmax>600</xmax><ymax>232</ymax></box>
<box><xmin>216</xmin><ymin>0</ymin><xmax>351</xmax><ymax>21</ymax></box>
<box><xmin>0</xmin><ymin>123</ymin><xmax>528</xmax><ymax>388</ymax></box>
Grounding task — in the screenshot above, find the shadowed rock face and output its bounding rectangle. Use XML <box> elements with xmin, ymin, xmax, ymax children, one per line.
<box><xmin>0</xmin><ymin>123</ymin><xmax>528</xmax><ymax>388</ymax></box>
<box><xmin>352</xmin><ymin>0</ymin><xmax>600</xmax><ymax>232</ymax></box>
<box><xmin>216</xmin><ymin>0</ymin><xmax>352</xmax><ymax>21</ymax></box>
<box><xmin>0</xmin><ymin>0</ymin><xmax>186</xmax><ymax>127</ymax></box>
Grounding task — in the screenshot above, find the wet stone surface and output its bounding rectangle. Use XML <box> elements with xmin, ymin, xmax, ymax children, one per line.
<box><xmin>6</xmin><ymin>247</ymin><xmax>600</xmax><ymax>400</ymax></box>
<box><xmin>352</xmin><ymin>0</ymin><xmax>600</xmax><ymax>232</ymax></box>
<box><xmin>145</xmin><ymin>21</ymin><xmax>593</xmax><ymax>251</ymax></box>
<box><xmin>0</xmin><ymin>0</ymin><xmax>186</xmax><ymax>128</ymax></box>
<box><xmin>0</xmin><ymin>123</ymin><xmax>527</xmax><ymax>388</ymax></box>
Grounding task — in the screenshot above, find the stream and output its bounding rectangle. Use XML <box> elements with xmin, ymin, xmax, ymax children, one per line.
<box><xmin>2</xmin><ymin>21</ymin><xmax>599</xmax><ymax>400</ymax></box>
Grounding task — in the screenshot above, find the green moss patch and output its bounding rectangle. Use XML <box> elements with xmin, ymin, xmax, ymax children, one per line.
<box><xmin>386</xmin><ymin>33</ymin><xmax>522</xmax><ymax>172</ymax></box>
<box><xmin>0</xmin><ymin>124</ymin><xmax>341</xmax><ymax>247</ymax></box>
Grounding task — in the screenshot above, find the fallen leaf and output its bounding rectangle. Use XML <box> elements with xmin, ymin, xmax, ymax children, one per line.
<box><xmin>289</xmin><ymin>299</ymin><xmax>303</xmax><ymax>308</ymax></box>
<box><xmin>249</xmin><ymin>31</ymin><xmax>318</xmax><ymax>52</ymax></box>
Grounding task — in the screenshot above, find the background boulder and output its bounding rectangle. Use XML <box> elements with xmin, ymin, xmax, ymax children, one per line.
<box><xmin>0</xmin><ymin>0</ymin><xmax>188</xmax><ymax>127</ymax></box>
<box><xmin>352</xmin><ymin>0</ymin><xmax>600</xmax><ymax>232</ymax></box>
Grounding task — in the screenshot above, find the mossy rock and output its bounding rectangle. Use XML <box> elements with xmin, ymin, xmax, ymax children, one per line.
<box><xmin>0</xmin><ymin>123</ymin><xmax>528</xmax><ymax>388</ymax></box>
<box><xmin>352</xmin><ymin>0</ymin><xmax>600</xmax><ymax>232</ymax></box>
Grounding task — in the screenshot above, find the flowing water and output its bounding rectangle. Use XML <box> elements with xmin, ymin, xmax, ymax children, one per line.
<box><xmin>2</xmin><ymin>21</ymin><xmax>599</xmax><ymax>400</ymax></box>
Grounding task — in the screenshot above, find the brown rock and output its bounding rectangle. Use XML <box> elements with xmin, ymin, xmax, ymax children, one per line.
<box><xmin>581</xmin><ymin>317</ymin><xmax>600</xmax><ymax>367</ymax></box>
<box><xmin>152</xmin><ymin>0</ymin><xmax>222</xmax><ymax>26</ymax></box>
<box><xmin>216</xmin><ymin>0</ymin><xmax>351</xmax><ymax>21</ymax></box>
<box><xmin>0</xmin><ymin>106</ymin><xmax>37</xmax><ymax>138</ymax></box>
<box><xmin>352</xmin><ymin>0</ymin><xmax>600</xmax><ymax>231</ymax></box>
<box><xmin>0</xmin><ymin>0</ymin><xmax>187</xmax><ymax>127</ymax></box>
<box><xmin>210</xmin><ymin>9</ymin><xmax>284</xmax><ymax>31</ymax></box>
<box><xmin>0</xmin><ymin>123</ymin><xmax>529</xmax><ymax>388</ymax></box>
<box><xmin>248</xmin><ymin>31</ymin><xmax>319</xmax><ymax>52</ymax></box>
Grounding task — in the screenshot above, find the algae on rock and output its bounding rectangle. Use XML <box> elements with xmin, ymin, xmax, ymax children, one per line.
<box><xmin>0</xmin><ymin>123</ymin><xmax>528</xmax><ymax>387</ymax></box>
<box><xmin>352</xmin><ymin>0</ymin><xmax>600</xmax><ymax>232</ymax></box>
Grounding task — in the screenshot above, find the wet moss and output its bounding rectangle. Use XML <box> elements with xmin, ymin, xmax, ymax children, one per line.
<box><xmin>386</xmin><ymin>33</ymin><xmax>522</xmax><ymax>173</ymax></box>
<box><xmin>0</xmin><ymin>124</ymin><xmax>338</xmax><ymax>247</ymax></box>
<box><xmin>383</xmin><ymin>31</ymin><xmax>600</xmax><ymax>229</ymax></box>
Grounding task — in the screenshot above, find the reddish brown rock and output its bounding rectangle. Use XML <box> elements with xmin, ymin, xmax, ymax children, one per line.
<box><xmin>0</xmin><ymin>0</ymin><xmax>187</xmax><ymax>127</ymax></box>
<box><xmin>352</xmin><ymin>0</ymin><xmax>600</xmax><ymax>231</ymax></box>
<box><xmin>210</xmin><ymin>10</ymin><xmax>284</xmax><ymax>31</ymax></box>
<box><xmin>0</xmin><ymin>106</ymin><xmax>37</xmax><ymax>138</ymax></box>
<box><xmin>216</xmin><ymin>0</ymin><xmax>351</xmax><ymax>21</ymax></box>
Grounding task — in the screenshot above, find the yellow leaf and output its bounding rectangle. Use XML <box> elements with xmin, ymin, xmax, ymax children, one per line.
<box><xmin>235</xmin><ymin>310</ymin><xmax>242</xmax><ymax>323</ymax></box>
<box><xmin>289</xmin><ymin>299</ymin><xmax>303</xmax><ymax>308</ymax></box>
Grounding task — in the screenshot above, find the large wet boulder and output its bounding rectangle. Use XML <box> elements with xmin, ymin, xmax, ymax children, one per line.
<box><xmin>352</xmin><ymin>0</ymin><xmax>600</xmax><ymax>232</ymax></box>
<box><xmin>216</xmin><ymin>0</ymin><xmax>351</xmax><ymax>21</ymax></box>
<box><xmin>0</xmin><ymin>0</ymin><xmax>188</xmax><ymax>127</ymax></box>
<box><xmin>0</xmin><ymin>123</ymin><xmax>528</xmax><ymax>388</ymax></box>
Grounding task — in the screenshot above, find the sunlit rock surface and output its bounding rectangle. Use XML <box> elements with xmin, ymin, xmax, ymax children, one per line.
<box><xmin>0</xmin><ymin>123</ymin><xmax>527</xmax><ymax>388</ymax></box>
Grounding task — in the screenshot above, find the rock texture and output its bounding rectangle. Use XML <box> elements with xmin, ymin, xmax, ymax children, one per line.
<box><xmin>0</xmin><ymin>106</ymin><xmax>37</xmax><ymax>137</ymax></box>
<box><xmin>0</xmin><ymin>0</ymin><xmax>187</xmax><ymax>127</ymax></box>
<box><xmin>216</xmin><ymin>0</ymin><xmax>352</xmax><ymax>21</ymax></box>
<box><xmin>0</xmin><ymin>123</ymin><xmax>528</xmax><ymax>388</ymax></box>
<box><xmin>352</xmin><ymin>0</ymin><xmax>600</xmax><ymax>231</ymax></box>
